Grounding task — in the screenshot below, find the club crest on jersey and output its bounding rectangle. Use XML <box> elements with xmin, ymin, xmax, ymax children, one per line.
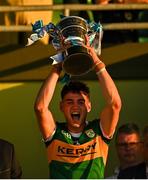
<box><xmin>85</xmin><ymin>129</ymin><xmax>95</xmax><ymax>138</ymax></box>
<box><xmin>61</xmin><ymin>130</ymin><xmax>71</xmax><ymax>139</ymax></box>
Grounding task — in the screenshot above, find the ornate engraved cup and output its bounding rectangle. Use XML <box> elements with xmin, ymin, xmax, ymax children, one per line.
<box><xmin>57</xmin><ymin>16</ymin><xmax>93</xmax><ymax>76</ymax></box>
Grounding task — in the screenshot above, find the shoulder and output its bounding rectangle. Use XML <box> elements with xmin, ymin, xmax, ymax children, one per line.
<box><xmin>44</xmin><ymin>122</ymin><xmax>67</xmax><ymax>146</ymax></box>
<box><xmin>0</xmin><ymin>139</ymin><xmax>14</xmax><ymax>151</ymax></box>
<box><xmin>87</xmin><ymin>119</ymin><xmax>112</xmax><ymax>144</ymax></box>
<box><xmin>0</xmin><ymin>138</ymin><xmax>13</xmax><ymax>146</ymax></box>
<box><xmin>0</xmin><ymin>139</ymin><xmax>15</xmax><ymax>164</ymax></box>
<box><xmin>106</xmin><ymin>167</ymin><xmax>119</xmax><ymax>179</ymax></box>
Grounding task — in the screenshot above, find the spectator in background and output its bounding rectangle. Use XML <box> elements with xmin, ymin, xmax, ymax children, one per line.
<box><xmin>108</xmin><ymin>123</ymin><xmax>147</xmax><ymax>179</ymax></box>
<box><xmin>143</xmin><ymin>125</ymin><xmax>148</xmax><ymax>166</ymax></box>
<box><xmin>93</xmin><ymin>0</ymin><xmax>140</xmax><ymax>44</ymax></box>
<box><xmin>138</xmin><ymin>11</ymin><xmax>148</xmax><ymax>42</ymax></box>
<box><xmin>115</xmin><ymin>0</ymin><xmax>148</xmax><ymax>43</ymax></box>
<box><xmin>0</xmin><ymin>138</ymin><xmax>22</xmax><ymax>178</ymax></box>
<box><xmin>5</xmin><ymin>0</ymin><xmax>53</xmax><ymax>44</ymax></box>
<box><xmin>0</xmin><ymin>1</ymin><xmax>18</xmax><ymax>45</ymax></box>
<box><xmin>83</xmin><ymin>0</ymin><xmax>147</xmax><ymax>44</ymax></box>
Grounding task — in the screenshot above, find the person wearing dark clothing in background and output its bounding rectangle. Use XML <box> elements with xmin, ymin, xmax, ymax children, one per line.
<box><xmin>142</xmin><ymin>125</ymin><xmax>148</xmax><ymax>178</ymax></box>
<box><xmin>91</xmin><ymin>0</ymin><xmax>139</xmax><ymax>44</ymax></box>
<box><xmin>108</xmin><ymin>123</ymin><xmax>147</xmax><ymax>179</ymax></box>
<box><xmin>0</xmin><ymin>138</ymin><xmax>22</xmax><ymax>179</ymax></box>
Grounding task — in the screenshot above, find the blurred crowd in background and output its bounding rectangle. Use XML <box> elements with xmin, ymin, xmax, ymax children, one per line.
<box><xmin>0</xmin><ymin>0</ymin><xmax>148</xmax><ymax>45</ymax></box>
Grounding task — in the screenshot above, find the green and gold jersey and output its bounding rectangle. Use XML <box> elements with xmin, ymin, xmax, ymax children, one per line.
<box><xmin>45</xmin><ymin>119</ymin><xmax>111</xmax><ymax>179</ymax></box>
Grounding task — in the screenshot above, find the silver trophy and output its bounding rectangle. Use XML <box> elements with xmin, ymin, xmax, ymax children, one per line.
<box><xmin>27</xmin><ymin>16</ymin><xmax>103</xmax><ymax>76</ymax></box>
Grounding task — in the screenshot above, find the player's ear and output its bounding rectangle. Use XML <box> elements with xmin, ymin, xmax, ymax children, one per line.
<box><xmin>87</xmin><ymin>102</ymin><xmax>91</xmax><ymax>112</ymax></box>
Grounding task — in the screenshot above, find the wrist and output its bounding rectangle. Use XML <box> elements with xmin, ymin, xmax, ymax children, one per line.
<box><xmin>94</xmin><ymin>61</ymin><xmax>106</xmax><ymax>75</ymax></box>
<box><xmin>52</xmin><ymin>64</ymin><xmax>62</xmax><ymax>75</ymax></box>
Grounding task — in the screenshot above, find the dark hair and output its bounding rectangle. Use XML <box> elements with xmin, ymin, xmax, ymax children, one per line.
<box><xmin>115</xmin><ymin>123</ymin><xmax>140</xmax><ymax>143</ymax></box>
<box><xmin>61</xmin><ymin>81</ymin><xmax>90</xmax><ymax>99</ymax></box>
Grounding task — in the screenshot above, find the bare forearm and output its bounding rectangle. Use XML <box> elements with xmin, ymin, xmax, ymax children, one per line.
<box><xmin>34</xmin><ymin>65</ymin><xmax>61</xmax><ymax>111</ymax></box>
<box><xmin>90</xmin><ymin>48</ymin><xmax>121</xmax><ymax>106</ymax></box>
<box><xmin>96</xmin><ymin>67</ymin><xmax>121</xmax><ymax>106</ymax></box>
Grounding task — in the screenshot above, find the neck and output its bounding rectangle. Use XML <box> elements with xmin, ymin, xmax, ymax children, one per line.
<box><xmin>68</xmin><ymin>126</ymin><xmax>84</xmax><ymax>133</ymax></box>
<box><xmin>67</xmin><ymin>123</ymin><xmax>86</xmax><ymax>133</ymax></box>
<box><xmin>69</xmin><ymin>131</ymin><xmax>82</xmax><ymax>138</ymax></box>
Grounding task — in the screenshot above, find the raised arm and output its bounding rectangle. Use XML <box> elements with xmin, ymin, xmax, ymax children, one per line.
<box><xmin>89</xmin><ymin>47</ymin><xmax>122</xmax><ymax>138</ymax></box>
<box><xmin>34</xmin><ymin>64</ymin><xmax>62</xmax><ymax>140</ymax></box>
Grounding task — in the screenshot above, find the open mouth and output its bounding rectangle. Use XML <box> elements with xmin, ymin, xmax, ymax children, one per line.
<box><xmin>71</xmin><ymin>112</ymin><xmax>80</xmax><ymax>121</ymax></box>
